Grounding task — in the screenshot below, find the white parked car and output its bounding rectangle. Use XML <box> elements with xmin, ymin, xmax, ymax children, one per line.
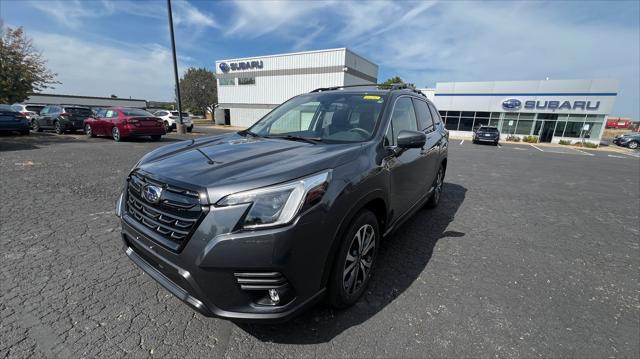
<box><xmin>152</xmin><ymin>110</ymin><xmax>193</xmax><ymax>132</ymax></box>
<box><xmin>11</xmin><ymin>103</ymin><xmax>46</xmax><ymax>123</ymax></box>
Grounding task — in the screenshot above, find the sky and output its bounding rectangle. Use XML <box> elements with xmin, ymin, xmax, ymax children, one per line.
<box><xmin>1</xmin><ymin>0</ymin><xmax>638</xmax><ymax>118</ymax></box>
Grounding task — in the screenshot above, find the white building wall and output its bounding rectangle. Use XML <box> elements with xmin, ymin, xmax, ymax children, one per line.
<box><xmin>216</xmin><ymin>48</ymin><xmax>378</xmax><ymax>126</ymax></box>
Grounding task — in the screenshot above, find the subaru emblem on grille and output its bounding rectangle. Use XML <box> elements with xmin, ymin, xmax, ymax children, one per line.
<box><xmin>143</xmin><ymin>185</ymin><xmax>163</xmax><ymax>204</ymax></box>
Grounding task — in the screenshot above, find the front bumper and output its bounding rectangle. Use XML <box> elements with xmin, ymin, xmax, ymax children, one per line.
<box><xmin>118</xmin><ymin>196</ymin><xmax>331</xmax><ymax>322</ymax></box>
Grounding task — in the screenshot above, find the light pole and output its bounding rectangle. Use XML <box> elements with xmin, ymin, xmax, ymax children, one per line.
<box><xmin>167</xmin><ymin>0</ymin><xmax>185</xmax><ymax>134</ymax></box>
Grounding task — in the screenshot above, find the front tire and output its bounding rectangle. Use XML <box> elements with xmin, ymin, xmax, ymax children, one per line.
<box><xmin>150</xmin><ymin>135</ymin><xmax>162</xmax><ymax>141</ymax></box>
<box><xmin>187</xmin><ymin>125</ymin><xmax>193</xmax><ymax>133</ymax></box>
<box><xmin>628</xmin><ymin>141</ymin><xmax>639</xmax><ymax>149</ymax></box>
<box><xmin>164</xmin><ymin>121</ymin><xmax>171</xmax><ymax>132</ymax></box>
<box><xmin>85</xmin><ymin>124</ymin><xmax>96</xmax><ymax>138</ymax></box>
<box><xmin>54</xmin><ymin>120</ymin><xmax>64</xmax><ymax>134</ymax></box>
<box><xmin>112</xmin><ymin>126</ymin><xmax>122</xmax><ymax>142</ymax></box>
<box><xmin>426</xmin><ymin>165</ymin><xmax>444</xmax><ymax>209</ymax></box>
<box><xmin>33</xmin><ymin>120</ymin><xmax>42</xmax><ymax>132</ymax></box>
<box><xmin>328</xmin><ymin>210</ymin><xmax>380</xmax><ymax>309</ymax></box>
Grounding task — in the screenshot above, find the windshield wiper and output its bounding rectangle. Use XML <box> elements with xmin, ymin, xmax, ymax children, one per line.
<box><xmin>266</xmin><ymin>135</ymin><xmax>323</xmax><ymax>145</ymax></box>
<box><xmin>239</xmin><ymin>129</ymin><xmax>261</xmax><ymax>138</ymax></box>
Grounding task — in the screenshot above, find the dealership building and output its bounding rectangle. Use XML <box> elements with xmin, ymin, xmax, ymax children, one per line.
<box><xmin>215</xmin><ymin>49</ymin><xmax>618</xmax><ymax>144</ymax></box>
<box><xmin>427</xmin><ymin>79</ymin><xmax>618</xmax><ymax>144</ymax></box>
<box><xmin>215</xmin><ymin>48</ymin><xmax>378</xmax><ymax>127</ymax></box>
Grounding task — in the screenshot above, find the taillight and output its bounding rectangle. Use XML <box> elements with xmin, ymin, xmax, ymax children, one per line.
<box><xmin>60</xmin><ymin>112</ymin><xmax>71</xmax><ymax>117</ymax></box>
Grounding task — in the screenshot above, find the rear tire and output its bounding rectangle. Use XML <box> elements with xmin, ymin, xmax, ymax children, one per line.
<box><xmin>33</xmin><ymin>120</ymin><xmax>42</xmax><ymax>132</ymax></box>
<box><xmin>150</xmin><ymin>135</ymin><xmax>162</xmax><ymax>141</ymax></box>
<box><xmin>426</xmin><ymin>165</ymin><xmax>444</xmax><ymax>209</ymax></box>
<box><xmin>112</xmin><ymin>127</ymin><xmax>122</xmax><ymax>142</ymax></box>
<box><xmin>628</xmin><ymin>141</ymin><xmax>638</xmax><ymax>149</ymax></box>
<box><xmin>187</xmin><ymin>125</ymin><xmax>193</xmax><ymax>133</ymax></box>
<box><xmin>54</xmin><ymin>120</ymin><xmax>64</xmax><ymax>134</ymax></box>
<box><xmin>328</xmin><ymin>209</ymin><xmax>380</xmax><ymax>309</ymax></box>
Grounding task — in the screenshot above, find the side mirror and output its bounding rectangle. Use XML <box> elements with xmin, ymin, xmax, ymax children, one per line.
<box><xmin>397</xmin><ymin>130</ymin><xmax>426</xmax><ymax>149</ymax></box>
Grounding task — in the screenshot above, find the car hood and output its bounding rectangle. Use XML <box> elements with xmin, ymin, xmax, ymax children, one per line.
<box><xmin>136</xmin><ymin>132</ymin><xmax>364</xmax><ymax>203</ymax></box>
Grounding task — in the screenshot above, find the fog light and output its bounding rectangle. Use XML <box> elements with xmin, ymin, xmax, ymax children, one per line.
<box><xmin>268</xmin><ymin>289</ymin><xmax>280</xmax><ymax>303</ymax></box>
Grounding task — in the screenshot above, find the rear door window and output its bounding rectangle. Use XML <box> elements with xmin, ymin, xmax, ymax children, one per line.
<box><xmin>427</xmin><ymin>103</ymin><xmax>442</xmax><ymax>125</ymax></box>
<box><xmin>65</xmin><ymin>107</ymin><xmax>93</xmax><ymax>117</ymax></box>
<box><xmin>412</xmin><ymin>99</ymin><xmax>434</xmax><ymax>131</ymax></box>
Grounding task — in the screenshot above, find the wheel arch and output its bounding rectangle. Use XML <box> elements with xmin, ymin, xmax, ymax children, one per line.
<box><xmin>320</xmin><ymin>190</ymin><xmax>389</xmax><ymax>287</ymax></box>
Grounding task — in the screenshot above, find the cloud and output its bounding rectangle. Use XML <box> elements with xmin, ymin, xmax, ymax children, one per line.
<box><xmin>30</xmin><ymin>31</ymin><xmax>190</xmax><ymax>101</ymax></box>
<box><xmin>28</xmin><ymin>0</ymin><xmax>217</xmax><ymax>31</ymax></box>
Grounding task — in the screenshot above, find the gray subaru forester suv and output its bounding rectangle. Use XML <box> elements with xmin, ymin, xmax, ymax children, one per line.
<box><xmin>116</xmin><ymin>84</ymin><xmax>449</xmax><ymax>322</ymax></box>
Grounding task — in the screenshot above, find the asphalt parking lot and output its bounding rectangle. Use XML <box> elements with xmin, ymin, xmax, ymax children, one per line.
<box><xmin>1</xmin><ymin>129</ymin><xmax>638</xmax><ymax>358</ymax></box>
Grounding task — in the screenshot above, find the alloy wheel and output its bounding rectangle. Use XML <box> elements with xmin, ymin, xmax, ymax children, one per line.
<box><xmin>433</xmin><ymin>168</ymin><xmax>443</xmax><ymax>204</ymax></box>
<box><xmin>55</xmin><ymin>121</ymin><xmax>63</xmax><ymax>134</ymax></box>
<box><xmin>343</xmin><ymin>224</ymin><xmax>376</xmax><ymax>295</ymax></box>
<box><xmin>629</xmin><ymin>141</ymin><xmax>638</xmax><ymax>149</ymax></box>
<box><xmin>85</xmin><ymin>124</ymin><xmax>92</xmax><ymax>137</ymax></box>
<box><xmin>112</xmin><ymin>127</ymin><xmax>120</xmax><ymax>141</ymax></box>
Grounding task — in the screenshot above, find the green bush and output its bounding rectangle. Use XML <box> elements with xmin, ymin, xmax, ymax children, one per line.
<box><xmin>559</xmin><ymin>140</ymin><xmax>572</xmax><ymax>145</ymax></box>
<box><xmin>522</xmin><ymin>135</ymin><xmax>539</xmax><ymax>143</ymax></box>
<box><xmin>582</xmin><ymin>142</ymin><xmax>598</xmax><ymax>148</ymax></box>
<box><xmin>506</xmin><ymin>135</ymin><xmax>520</xmax><ymax>142</ymax></box>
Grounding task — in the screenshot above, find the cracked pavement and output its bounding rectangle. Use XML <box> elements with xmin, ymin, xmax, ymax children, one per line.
<box><xmin>1</xmin><ymin>130</ymin><xmax>638</xmax><ymax>358</ymax></box>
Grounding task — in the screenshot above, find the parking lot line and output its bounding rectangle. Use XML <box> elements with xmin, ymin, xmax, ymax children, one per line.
<box><xmin>531</xmin><ymin>144</ymin><xmax>544</xmax><ymax>152</ymax></box>
<box><xmin>571</xmin><ymin>148</ymin><xmax>595</xmax><ymax>156</ymax></box>
<box><xmin>460</xmin><ymin>140</ymin><xmax>464</xmax><ymax>145</ymax></box>
<box><xmin>497</xmin><ymin>143</ymin><xmax>502</xmax><ymax>148</ymax></box>
<box><xmin>608</xmin><ymin>154</ymin><xmax>629</xmax><ymax>159</ymax></box>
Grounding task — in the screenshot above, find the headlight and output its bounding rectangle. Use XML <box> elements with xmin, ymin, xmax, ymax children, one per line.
<box><xmin>217</xmin><ymin>170</ymin><xmax>331</xmax><ymax>229</ymax></box>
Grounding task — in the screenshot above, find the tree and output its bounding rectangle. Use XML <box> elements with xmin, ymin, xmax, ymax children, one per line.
<box><xmin>380</xmin><ymin>76</ymin><xmax>415</xmax><ymax>89</ymax></box>
<box><xmin>178</xmin><ymin>67</ymin><xmax>217</xmax><ymax>116</ymax></box>
<box><xmin>0</xmin><ymin>24</ymin><xmax>58</xmax><ymax>103</ymax></box>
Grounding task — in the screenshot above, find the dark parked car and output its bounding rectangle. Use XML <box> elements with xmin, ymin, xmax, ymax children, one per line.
<box><xmin>84</xmin><ymin>107</ymin><xmax>166</xmax><ymax>142</ymax></box>
<box><xmin>613</xmin><ymin>133</ymin><xmax>640</xmax><ymax>149</ymax></box>
<box><xmin>116</xmin><ymin>85</ymin><xmax>449</xmax><ymax>322</ymax></box>
<box><xmin>472</xmin><ymin>126</ymin><xmax>500</xmax><ymax>145</ymax></box>
<box><xmin>0</xmin><ymin>104</ymin><xmax>30</xmax><ymax>135</ymax></box>
<box><xmin>32</xmin><ymin>105</ymin><xmax>93</xmax><ymax>134</ymax></box>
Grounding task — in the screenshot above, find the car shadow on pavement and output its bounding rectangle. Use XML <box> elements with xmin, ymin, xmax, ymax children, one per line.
<box><xmin>237</xmin><ymin>183</ymin><xmax>467</xmax><ymax>344</ymax></box>
<box><xmin>0</xmin><ymin>132</ymin><xmax>87</xmax><ymax>152</ymax></box>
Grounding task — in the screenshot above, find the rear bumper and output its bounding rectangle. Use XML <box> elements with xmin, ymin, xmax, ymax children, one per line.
<box><xmin>475</xmin><ymin>136</ymin><xmax>499</xmax><ymax>142</ymax></box>
<box><xmin>121</xmin><ymin>126</ymin><xmax>166</xmax><ymax>137</ymax></box>
<box><xmin>60</xmin><ymin>119</ymin><xmax>85</xmax><ymax>130</ymax></box>
<box><xmin>0</xmin><ymin>123</ymin><xmax>29</xmax><ymax>131</ymax></box>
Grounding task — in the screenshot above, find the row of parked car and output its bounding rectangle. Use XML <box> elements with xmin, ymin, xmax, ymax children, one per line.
<box><xmin>1</xmin><ymin>103</ymin><xmax>194</xmax><ymax>142</ymax></box>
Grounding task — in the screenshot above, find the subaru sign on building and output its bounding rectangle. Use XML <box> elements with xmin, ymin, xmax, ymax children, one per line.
<box><xmin>428</xmin><ymin>79</ymin><xmax>618</xmax><ymax>144</ymax></box>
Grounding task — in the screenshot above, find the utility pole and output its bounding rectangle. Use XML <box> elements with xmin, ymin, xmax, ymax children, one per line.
<box><xmin>167</xmin><ymin>0</ymin><xmax>185</xmax><ymax>134</ymax></box>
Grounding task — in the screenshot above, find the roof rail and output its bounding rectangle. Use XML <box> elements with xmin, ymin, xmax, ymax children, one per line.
<box><xmin>310</xmin><ymin>83</ymin><xmax>427</xmax><ymax>98</ymax></box>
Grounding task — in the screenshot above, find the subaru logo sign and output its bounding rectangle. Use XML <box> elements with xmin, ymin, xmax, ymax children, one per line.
<box><xmin>219</xmin><ymin>62</ymin><xmax>230</xmax><ymax>73</ymax></box>
<box><xmin>143</xmin><ymin>185</ymin><xmax>163</xmax><ymax>204</ymax></box>
<box><xmin>502</xmin><ymin>98</ymin><xmax>522</xmax><ymax>111</ymax></box>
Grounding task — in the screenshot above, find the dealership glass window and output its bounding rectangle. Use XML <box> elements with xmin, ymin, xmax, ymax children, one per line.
<box><xmin>219</xmin><ymin>78</ymin><xmax>235</xmax><ymax>86</ymax></box>
<box><xmin>583</xmin><ymin>121</ymin><xmax>603</xmax><ymax>139</ymax></box>
<box><xmin>444</xmin><ymin>115</ymin><xmax>459</xmax><ymax>131</ymax></box>
<box><xmin>488</xmin><ymin>112</ymin><xmax>501</xmax><ymax>127</ymax></box>
<box><xmin>554</xmin><ymin>121</ymin><xmax>567</xmax><ymax>137</ymax></box>
<box><xmin>459</xmin><ymin>117</ymin><xmax>474</xmax><ymax>131</ymax></box>
<box><xmin>238</xmin><ymin>77</ymin><xmax>255</xmax><ymax>85</ymax></box>
<box><xmin>515</xmin><ymin>119</ymin><xmax>533</xmax><ymax>135</ymax></box>
<box><xmin>501</xmin><ymin>113</ymin><xmax>518</xmax><ymax>134</ymax></box>
<box><xmin>476</xmin><ymin>112</ymin><xmax>490</xmax><ymax>118</ymax></box>
<box><xmin>563</xmin><ymin>121</ymin><xmax>584</xmax><ymax>137</ymax></box>
<box><xmin>474</xmin><ymin>117</ymin><xmax>490</xmax><ymax>128</ymax></box>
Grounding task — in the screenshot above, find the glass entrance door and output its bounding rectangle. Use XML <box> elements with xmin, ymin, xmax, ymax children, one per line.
<box><xmin>540</xmin><ymin>121</ymin><xmax>556</xmax><ymax>142</ymax></box>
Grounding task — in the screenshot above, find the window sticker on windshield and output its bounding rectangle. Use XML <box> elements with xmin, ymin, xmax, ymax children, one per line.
<box><xmin>363</xmin><ymin>95</ymin><xmax>381</xmax><ymax>101</ymax></box>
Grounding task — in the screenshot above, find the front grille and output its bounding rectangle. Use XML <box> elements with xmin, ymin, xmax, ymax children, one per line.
<box><xmin>125</xmin><ymin>172</ymin><xmax>204</xmax><ymax>249</ymax></box>
<box><xmin>234</xmin><ymin>272</ymin><xmax>288</xmax><ymax>290</ymax></box>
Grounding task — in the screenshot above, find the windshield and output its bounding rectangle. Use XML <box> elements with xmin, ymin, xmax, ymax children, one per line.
<box><xmin>248</xmin><ymin>93</ymin><xmax>387</xmax><ymax>142</ymax></box>
<box><xmin>122</xmin><ymin>108</ymin><xmax>154</xmax><ymax>117</ymax></box>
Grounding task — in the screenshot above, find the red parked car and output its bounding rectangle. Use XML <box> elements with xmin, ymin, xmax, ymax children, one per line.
<box><xmin>84</xmin><ymin>107</ymin><xmax>166</xmax><ymax>142</ymax></box>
